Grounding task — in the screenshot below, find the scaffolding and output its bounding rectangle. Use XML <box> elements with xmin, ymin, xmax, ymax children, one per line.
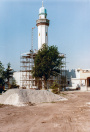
<box><xmin>47</xmin><ymin>53</ymin><xmax>66</xmax><ymax>90</ymax></box>
<box><xmin>59</xmin><ymin>53</ymin><xmax>67</xmax><ymax>90</ymax></box>
<box><xmin>20</xmin><ymin>51</ymin><xmax>66</xmax><ymax>90</ymax></box>
<box><xmin>20</xmin><ymin>51</ymin><xmax>37</xmax><ymax>89</ymax></box>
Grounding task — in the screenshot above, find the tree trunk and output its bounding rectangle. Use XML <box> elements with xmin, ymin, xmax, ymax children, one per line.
<box><xmin>44</xmin><ymin>80</ymin><xmax>47</xmax><ymax>90</ymax></box>
<box><xmin>8</xmin><ymin>78</ymin><xmax>10</xmax><ymax>89</ymax></box>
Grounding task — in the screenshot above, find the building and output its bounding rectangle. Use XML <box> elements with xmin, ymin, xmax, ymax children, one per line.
<box><xmin>66</xmin><ymin>68</ymin><xmax>90</xmax><ymax>91</ymax></box>
<box><xmin>13</xmin><ymin>2</ymin><xmax>66</xmax><ymax>90</ymax></box>
<box><xmin>19</xmin><ymin>2</ymin><xmax>50</xmax><ymax>89</ymax></box>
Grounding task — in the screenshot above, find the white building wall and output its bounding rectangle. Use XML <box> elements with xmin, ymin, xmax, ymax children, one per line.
<box><xmin>71</xmin><ymin>79</ymin><xmax>80</xmax><ymax>88</ymax></box>
<box><xmin>38</xmin><ymin>25</ymin><xmax>48</xmax><ymax>50</ymax></box>
<box><xmin>13</xmin><ymin>72</ymin><xmax>20</xmax><ymax>86</ymax></box>
<box><xmin>67</xmin><ymin>69</ymin><xmax>90</xmax><ymax>91</ymax></box>
<box><xmin>13</xmin><ymin>72</ymin><xmax>37</xmax><ymax>89</ymax></box>
<box><xmin>39</xmin><ymin>15</ymin><xmax>46</xmax><ymax>19</ymax></box>
<box><xmin>75</xmin><ymin>69</ymin><xmax>80</xmax><ymax>78</ymax></box>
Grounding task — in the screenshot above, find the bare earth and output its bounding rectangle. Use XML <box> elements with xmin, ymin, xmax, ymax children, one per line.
<box><xmin>0</xmin><ymin>91</ymin><xmax>90</xmax><ymax>132</ymax></box>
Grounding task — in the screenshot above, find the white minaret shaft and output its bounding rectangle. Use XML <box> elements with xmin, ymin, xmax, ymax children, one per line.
<box><xmin>36</xmin><ymin>2</ymin><xmax>50</xmax><ymax>50</ymax></box>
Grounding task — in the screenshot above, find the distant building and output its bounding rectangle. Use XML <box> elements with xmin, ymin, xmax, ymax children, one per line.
<box><xmin>66</xmin><ymin>68</ymin><xmax>90</xmax><ymax>91</ymax></box>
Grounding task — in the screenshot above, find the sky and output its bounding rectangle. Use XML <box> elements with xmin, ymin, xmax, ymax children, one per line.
<box><xmin>0</xmin><ymin>0</ymin><xmax>90</xmax><ymax>71</ymax></box>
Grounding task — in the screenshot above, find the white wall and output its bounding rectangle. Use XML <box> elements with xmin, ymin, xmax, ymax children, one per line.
<box><xmin>39</xmin><ymin>14</ymin><xmax>46</xmax><ymax>19</ymax></box>
<box><xmin>38</xmin><ymin>25</ymin><xmax>48</xmax><ymax>50</ymax></box>
<box><xmin>13</xmin><ymin>72</ymin><xmax>20</xmax><ymax>86</ymax></box>
<box><xmin>67</xmin><ymin>69</ymin><xmax>90</xmax><ymax>89</ymax></box>
<box><xmin>13</xmin><ymin>72</ymin><xmax>37</xmax><ymax>89</ymax></box>
<box><xmin>75</xmin><ymin>69</ymin><xmax>80</xmax><ymax>78</ymax></box>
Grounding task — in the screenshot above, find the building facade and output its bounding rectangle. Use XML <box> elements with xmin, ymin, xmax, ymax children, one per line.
<box><xmin>66</xmin><ymin>69</ymin><xmax>90</xmax><ymax>91</ymax></box>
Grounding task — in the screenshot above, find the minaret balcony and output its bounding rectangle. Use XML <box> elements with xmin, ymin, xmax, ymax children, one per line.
<box><xmin>36</xmin><ymin>19</ymin><xmax>50</xmax><ymax>26</ymax></box>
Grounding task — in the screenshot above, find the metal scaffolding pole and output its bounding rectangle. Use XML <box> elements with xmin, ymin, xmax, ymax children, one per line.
<box><xmin>31</xmin><ymin>27</ymin><xmax>35</xmax><ymax>88</ymax></box>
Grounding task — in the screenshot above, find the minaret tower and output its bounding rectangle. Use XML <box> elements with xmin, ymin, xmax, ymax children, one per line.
<box><xmin>36</xmin><ymin>1</ymin><xmax>50</xmax><ymax>50</ymax></box>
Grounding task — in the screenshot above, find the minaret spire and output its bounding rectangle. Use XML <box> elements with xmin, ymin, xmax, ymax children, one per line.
<box><xmin>42</xmin><ymin>1</ymin><xmax>43</xmax><ymax>7</ymax></box>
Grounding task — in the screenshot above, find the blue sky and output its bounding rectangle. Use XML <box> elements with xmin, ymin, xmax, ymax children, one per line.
<box><xmin>0</xmin><ymin>0</ymin><xmax>90</xmax><ymax>71</ymax></box>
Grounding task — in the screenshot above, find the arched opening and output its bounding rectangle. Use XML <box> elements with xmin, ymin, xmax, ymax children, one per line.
<box><xmin>87</xmin><ymin>77</ymin><xmax>90</xmax><ymax>87</ymax></box>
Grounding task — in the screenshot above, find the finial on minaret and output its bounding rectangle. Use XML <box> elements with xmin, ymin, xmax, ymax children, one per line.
<box><xmin>42</xmin><ymin>1</ymin><xmax>43</xmax><ymax>7</ymax></box>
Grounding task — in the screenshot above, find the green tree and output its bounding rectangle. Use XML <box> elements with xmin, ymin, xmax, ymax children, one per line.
<box><xmin>50</xmin><ymin>81</ymin><xmax>59</xmax><ymax>94</ymax></box>
<box><xmin>0</xmin><ymin>61</ymin><xmax>5</xmax><ymax>84</ymax></box>
<box><xmin>10</xmin><ymin>79</ymin><xmax>19</xmax><ymax>88</ymax></box>
<box><xmin>4</xmin><ymin>63</ymin><xmax>13</xmax><ymax>89</ymax></box>
<box><xmin>0</xmin><ymin>61</ymin><xmax>5</xmax><ymax>92</ymax></box>
<box><xmin>32</xmin><ymin>44</ymin><xmax>64</xmax><ymax>89</ymax></box>
<box><xmin>0</xmin><ymin>61</ymin><xmax>4</xmax><ymax>78</ymax></box>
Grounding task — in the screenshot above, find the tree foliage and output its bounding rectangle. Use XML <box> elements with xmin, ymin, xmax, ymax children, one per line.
<box><xmin>50</xmin><ymin>81</ymin><xmax>59</xmax><ymax>94</ymax></box>
<box><xmin>0</xmin><ymin>62</ymin><xmax>15</xmax><ymax>90</ymax></box>
<box><xmin>4</xmin><ymin>63</ymin><xmax>13</xmax><ymax>89</ymax></box>
<box><xmin>0</xmin><ymin>61</ymin><xmax>5</xmax><ymax>90</ymax></box>
<box><xmin>0</xmin><ymin>61</ymin><xmax>4</xmax><ymax>78</ymax></box>
<box><xmin>4</xmin><ymin>63</ymin><xmax>13</xmax><ymax>79</ymax></box>
<box><xmin>0</xmin><ymin>61</ymin><xmax>5</xmax><ymax>92</ymax></box>
<box><xmin>32</xmin><ymin>44</ymin><xmax>64</xmax><ymax>89</ymax></box>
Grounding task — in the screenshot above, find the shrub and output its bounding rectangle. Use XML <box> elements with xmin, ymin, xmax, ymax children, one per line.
<box><xmin>50</xmin><ymin>81</ymin><xmax>59</xmax><ymax>94</ymax></box>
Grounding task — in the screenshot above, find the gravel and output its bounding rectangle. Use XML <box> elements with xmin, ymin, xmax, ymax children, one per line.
<box><xmin>0</xmin><ymin>89</ymin><xmax>67</xmax><ymax>106</ymax></box>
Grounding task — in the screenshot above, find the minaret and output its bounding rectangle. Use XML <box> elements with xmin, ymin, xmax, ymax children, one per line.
<box><xmin>36</xmin><ymin>1</ymin><xmax>50</xmax><ymax>50</ymax></box>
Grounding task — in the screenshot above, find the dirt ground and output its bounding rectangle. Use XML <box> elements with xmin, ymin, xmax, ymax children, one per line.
<box><xmin>0</xmin><ymin>91</ymin><xmax>90</xmax><ymax>132</ymax></box>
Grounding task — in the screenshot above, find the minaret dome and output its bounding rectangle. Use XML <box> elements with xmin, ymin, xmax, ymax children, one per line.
<box><xmin>39</xmin><ymin>1</ymin><xmax>47</xmax><ymax>19</ymax></box>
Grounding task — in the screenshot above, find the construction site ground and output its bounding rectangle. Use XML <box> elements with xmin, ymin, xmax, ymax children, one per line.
<box><xmin>0</xmin><ymin>91</ymin><xmax>90</xmax><ymax>132</ymax></box>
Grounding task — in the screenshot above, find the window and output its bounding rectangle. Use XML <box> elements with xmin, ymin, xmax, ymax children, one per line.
<box><xmin>67</xmin><ymin>81</ymin><xmax>70</xmax><ymax>84</ymax></box>
<box><xmin>46</xmin><ymin>32</ymin><xmax>47</xmax><ymax>36</ymax></box>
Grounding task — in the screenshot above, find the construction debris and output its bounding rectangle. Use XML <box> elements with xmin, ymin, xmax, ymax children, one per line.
<box><xmin>0</xmin><ymin>89</ymin><xmax>67</xmax><ymax>106</ymax></box>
